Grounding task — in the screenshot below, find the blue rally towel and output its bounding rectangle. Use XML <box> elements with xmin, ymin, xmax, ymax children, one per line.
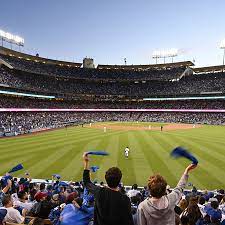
<box><xmin>60</xmin><ymin>204</ymin><xmax>94</xmax><ymax>225</ymax></box>
<box><xmin>90</xmin><ymin>166</ymin><xmax>99</xmax><ymax>173</ymax></box>
<box><xmin>171</xmin><ymin>147</ymin><xmax>198</xmax><ymax>165</ymax></box>
<box><xmin>8</xmin><ymin>164</ymin><xmax>23</xmax><ymax>173</ymax></box>
<box><xmin>87</xmin><ymin>151</ymin><xmax>109</xmax><ymax>156</ymax></box>
<box><xmin>53</xmin><ymin>174</ymin><xmax>61</xmax><ymax>179</ymax></box>
<box><xmin>58</xmin><ymin>181</ymin><xmax>68</xmax><ymax>187</ymax></box>
<box><xmin>1</xmin><ymin>175</ymin><xmax>12</xmax><ymax>186</ymax></box>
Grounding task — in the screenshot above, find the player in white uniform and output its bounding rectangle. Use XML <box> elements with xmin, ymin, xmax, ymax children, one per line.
<box><xmin>124</xmin><ymin>147</ymin><xmax>130</xmax><ymax>159</ymax></box>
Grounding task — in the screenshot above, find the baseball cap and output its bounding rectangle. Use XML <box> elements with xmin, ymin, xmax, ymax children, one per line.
<box><xmin>66</xmin><ymin>192</ymin><xmax>79</xmax><ymax>203</ymax></box>
<box><xmin>34</xmin><ymin>192</ymin><xmax>48</xmax><ymax>202</ymax></box>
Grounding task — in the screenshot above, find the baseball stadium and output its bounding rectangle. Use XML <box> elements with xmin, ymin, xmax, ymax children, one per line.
<box><xmin>1</xmin><ymin>1</ymin><xmax>225</xmax><ymax>225</ymax></box>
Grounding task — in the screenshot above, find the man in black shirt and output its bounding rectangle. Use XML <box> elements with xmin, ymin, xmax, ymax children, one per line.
<box><xmin>83</xmin><ymin>152</ymin><xmax>134</xmax><ymax>225</ymax></box>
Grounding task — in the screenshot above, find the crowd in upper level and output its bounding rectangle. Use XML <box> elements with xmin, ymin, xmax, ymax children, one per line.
<box><xmin>0</xmin><ymin>54</ymin><xmax>186</xmax><ymax>81</ymax></box>
<box><xmin>0</xmin><ymin>66</ymin><xmax>225</xmax><ymax>98</ymax></box>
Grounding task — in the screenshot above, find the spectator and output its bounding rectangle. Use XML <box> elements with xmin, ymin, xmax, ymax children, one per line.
<box><xmin>181</xmin><ymin>203</ymin><xmax>203</xmax><ymax>225</ymax></box>
<box><xmin>205</xmin><ymin>201</ymin><xmax>222</xmax><ymax>224</ymax></box>
<box><xmin>13</xmin><ymin>190</ymin><xmax>34</xmax><ymax>211</ymax></box>
<box><xmin>82</xmin><ymin>152</ymin><xmax>134</xmax><ymax>225</ymax></box>
<box><xmin>60</xmin><ymin>197</ymin><xmax>94</xmax><ymax>225</ymax></box>
<box><xmin>127</xmin><ymin>184</ymin><xmax>140</xmax><ymax>198</ymax></box>
<box><xmin>29</xmin><ymin>192</ymin><xmax>53</xmax><ymax>219</ymax></box>
<box><xmin>178</xmin><ymin>198</ymin><xmax>188</xmax><ymax>213</ymax></box>
<box><xmin>1</xmin><ymin>194</ymin><xmax>25</xmax><ymax>224</ymax></box>
<box><xmin>137</xmin><ymin>164</ymin><xmax>197</xmax><ymax>225</ymax></box>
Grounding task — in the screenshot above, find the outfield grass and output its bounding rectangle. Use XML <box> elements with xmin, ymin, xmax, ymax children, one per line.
<box><xmin>0</xmin><ymin>122</ymin><xmax>225</xmax><ymax>190</ymax></box>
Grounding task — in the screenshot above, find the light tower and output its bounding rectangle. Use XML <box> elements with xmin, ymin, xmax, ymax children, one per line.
<box><xmin>220</xmin><ymin>39</ymin><xmax>225</xmax><ymax>72</ymax></box>
<box><xmin>152</xmin><ymin>48</ymin><xmax>178</xmax><ymax>64</ymax></box>
<box><xmin>0</xmin><ymin>29</ymin><xmax>24</xmax><ymax>50</ymax></box>
<box><xmin>124</xmin><ymin>58</ymin><xmax>127</xmax><ymax>65</ymax></box>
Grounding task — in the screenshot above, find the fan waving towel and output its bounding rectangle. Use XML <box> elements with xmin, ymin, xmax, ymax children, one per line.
<box><xmin>8</xmin><ymin>164</ymin><xmax>24</xmax><ymax>173</ymax></box>
<box><xmin>87</xmin><ymin>151</ymin><xmax>109</xmax><ymax>156</ymax></box>
<box><xmin>171</xmin><ymin>147</ymin><xmax>198</xmax><ymax>165</ymax></box>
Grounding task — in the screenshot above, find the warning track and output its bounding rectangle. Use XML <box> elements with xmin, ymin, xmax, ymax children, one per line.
<box><xmin>87</xmin><ymin>123</ymin><xmax>202</xmax><ymax>131</ymax></box>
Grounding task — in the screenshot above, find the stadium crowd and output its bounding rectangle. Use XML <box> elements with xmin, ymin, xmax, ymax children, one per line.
<box><xmin>0</xmin><ymin>96</ymin><xmax>225</xmax><ymax>109</ymax></box>
<box><xmin>0</xmin><ymin>111</ymin><xmax>224</xmax><ymax>135</ymax></box>
<box><xmin>1</xmin><ymin>52</ymin><xmax>225</xmax><ymax>225</ymax></box>
<box><xmin>0</xmin><ymin>154</ymin><xmax>225</xmax><ymax>225</ymax></box>
<box><xmin>0</xmin><ymin>54</ymin><xmax>185</xmax><ymax>81</ymax></box>
<box><xmin>0</xmin><ymin>66</ymin><xmax>225</xmax><ymax>97</ymax></box>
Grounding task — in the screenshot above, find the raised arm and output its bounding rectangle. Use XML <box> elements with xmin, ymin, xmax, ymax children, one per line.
<box><xmin>83</xmin><ymin>152</ymin><xmax>101</xmax><ymax>197</ymax></box>
<box><xmin>2</xmin><ymin>179</ymin><xmax>12</xmax><ymax>194</ymax></box>
<box><xmin>169</xmin><ymin>164</ymin><xmax>197</xmax><ymax>204</ymax></box>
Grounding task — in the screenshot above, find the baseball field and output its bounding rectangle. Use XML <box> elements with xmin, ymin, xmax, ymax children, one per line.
<box><xmin>0</xmin><ymin>122</ymin><xmax>225</xmax><ymax>190</ymax></box>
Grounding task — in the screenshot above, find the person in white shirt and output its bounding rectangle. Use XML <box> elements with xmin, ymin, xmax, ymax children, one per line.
<box><xmin>124</xmin><ymin>147</ymin><xmax>130</xmax><ymax>159</ymax></box>
<box><xmin>127</xmin><ymin>184</ymin><xmax>140</xmax><ymax>198</ymax></box>
<box><xmin>1</xmin><ymin>195</ymin><xmax>25</xmax><ymax>224</ymax></box>
<box><xmin>13</xmin><ymin>191</ymin><xmax>34</xmax><ymax>212</ymax></box>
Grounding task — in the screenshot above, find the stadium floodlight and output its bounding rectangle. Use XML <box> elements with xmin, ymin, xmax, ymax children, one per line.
<box><xmin>220</xmin><ymin>39</ymin><xmax>225</xmax><ymax>72</ymax></box>
<box><xmin>0</xmin><ymin>29</ymin><xmax>24</xmax><ymax>47</ymax></box>
<box><xmin>220</xmin><ymin>39</ymin><xmax>225</xmax><ymax>49</ymax></box>
<box><xmin>152</xmin><ymin>48</ymin><xmax>178</xmax><ymax>64</ymax></box>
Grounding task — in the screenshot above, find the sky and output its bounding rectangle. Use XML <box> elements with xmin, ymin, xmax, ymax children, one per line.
<box><xmin>0</xmin><ymin>0</ymin><xmax>225</xmax><ymax>67</ymax></box>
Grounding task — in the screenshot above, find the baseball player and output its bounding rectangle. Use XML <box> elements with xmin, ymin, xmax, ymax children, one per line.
<box><xmin>124</xmin><ymin>147</ymin><xmax>130</xmax><ymax>159</ymax></box>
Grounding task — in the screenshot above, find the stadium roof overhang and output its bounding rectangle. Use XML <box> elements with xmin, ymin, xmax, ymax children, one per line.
<box><xmin>0</xmin><ymin>46</ymin><xmax>82</xmax><ymax>68</ymax></box>
<box><xmin>193</xmin><ymin>65</ymin><xmax>225</xmax><ymax>73</ymax></box>
<box><xmin>97</xmin><ymin>61</ymin><xmax>194</xmax><ymax>70</ymax></box>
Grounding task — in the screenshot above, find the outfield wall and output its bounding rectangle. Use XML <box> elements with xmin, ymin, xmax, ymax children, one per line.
<box><xmin>0</xmin><ymin>108</ymin><xmax>225</xmax><ymax>112</ymax></box>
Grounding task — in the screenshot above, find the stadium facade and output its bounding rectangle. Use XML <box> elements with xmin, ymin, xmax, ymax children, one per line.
<box><xmin>0</xmin><ymin>46</ymin><xmax>225</xmax><ymax>137</ymax></box>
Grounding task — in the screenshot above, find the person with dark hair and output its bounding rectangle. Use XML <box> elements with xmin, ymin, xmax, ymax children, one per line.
<box><xmin>39</xmin><ymin>183</ymin><xmax>46</xmax><ymax>192</ymax></box>
<box><xmin>29</xmin><ymin>192</ymin><xmax>54</xmax><ymax>219</ymax></box>
<box><xmin>198</xmin><ymin>196</ymin><xmax>206</xmax><ymax>215</ymax></box>
<box><xmin>82</xmin><ymin>152</ymin><xmax>134</xmax><ymax>225</ymax></box>
<box><xmin>14</xmin><ymin>190</ymin><xmax>34</xmax><ymax>211</ymax></box>
<box><xmin>198</xmin><ymin>196</ymin><xmax>206</xmax><ymax>205</ymax></box>
<box><xmin>137</xmin><ymin>164</ymin><xmax>197</xmax><ymax>225</ymax></box>
<box><xmin>181</xmin><ymin>202</ymin><xmax>203</xmax><ymax>225</ymax></box>
<box><xmin>131</xmin><ymin>195</ymin><xmax>142</xmax><ymax>225</ymax></box>
<box><xmin>204</xmin><ymin>201</ymin><xmax>222</xmax><ymax>224</ymax></box>
<box><xmin>29</xmin><ymin>183</ymin><xmax>37</xmax><ymax>202</ymax></box>
<box><xmin>180</xmin><ymin>215</ymin><xmax>189</xmax><ymax>225</ymax></box>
